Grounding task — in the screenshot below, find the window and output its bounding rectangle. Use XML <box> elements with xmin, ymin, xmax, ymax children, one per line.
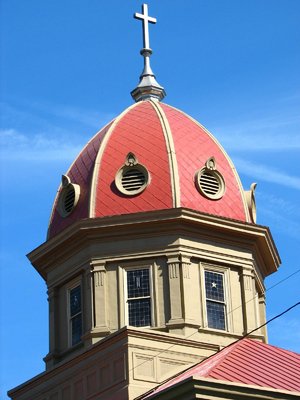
<box><xmin>204</xmin><ymin>270</ymin><xmax>226</xmax><ymax>330</ymax></box>
<box><xmin>69</xmin><ymin>284</ymin><xmax>82</xmax><ymax>346</ymax></box>
<box><xmin>125</xmin><ymin>268</ymin><xmax>152</xmax><ymax>327</ymax></box>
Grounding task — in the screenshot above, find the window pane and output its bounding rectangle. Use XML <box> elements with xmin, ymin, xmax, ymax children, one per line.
<box><xmin>207</xmin><ymin>301</ymin><xmax>226</xmax><ymax>330</ymax></box>
<box><xmin>127</xmin><ymin>269</ymin><xmax>150</xmax><ymax>298</ymax></box>
<box><xmin>205</xmin><ymin>271</ymin><xmax>224</xmax><ymax>302</ymax></box>
<box><xmin>71</xmin><ymin>314</ymin><xmax>82</xmax><ymax>345</ymax></box>
<box><xmin>128</xmin><ymin>298</ymin><xmax>151</xmax><ymax>327</ymax></box>
<box><xmin>70</xmin><ymin>285</ymin><xmax>81</xmax><ymax>316</ymax></box>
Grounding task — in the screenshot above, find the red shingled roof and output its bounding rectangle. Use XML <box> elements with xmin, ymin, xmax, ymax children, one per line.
<box><xmin>48</xmin><ymin>100</ymin><xmax>249</xmax><ymax>238</ymax></box>
<box><xmin>143</xmin><ymin>339</ymin><xmax>300</xmax><ymax>398</ymax></box>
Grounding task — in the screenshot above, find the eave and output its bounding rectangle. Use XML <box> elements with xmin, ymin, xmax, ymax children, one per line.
<box><xmin>27</xmin><ymin>208</ymin><xmax>281</xmax><ymax>280</ymax></box>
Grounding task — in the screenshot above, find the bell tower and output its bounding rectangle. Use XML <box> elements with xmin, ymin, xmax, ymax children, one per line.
<box><xmin>8</xmin><ymin>4</ymin><xmax>280</xmax><ymax>400</ymax></box>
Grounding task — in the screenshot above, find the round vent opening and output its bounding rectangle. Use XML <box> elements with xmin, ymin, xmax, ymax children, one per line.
<box><xmin>64</xmin><ymin>186</ymin><xmax>75</xmax><ymax>213</ymax></box>
<box><xmin>200</xmin><ymin>171</ymin><xmax>220</xmax><ymax>196</ymax></box>
<box><xmin>57</xmin><ymin>179</ymin><xmax>80</xmax><ymax>217</ymax></box>
<box><xmin>116</xmin><ymin>165</ymin><xmax>149</xmax><ymax>196</ymax></box>
<box><xmin>195</xmin><ymin>168</ymin><xmax>225</xmax><ymax>200</ymax></box>
<box><xmin>121</xmin><ymin>168</ymin><xmax>146</xmax><ymax>192</ymax></box>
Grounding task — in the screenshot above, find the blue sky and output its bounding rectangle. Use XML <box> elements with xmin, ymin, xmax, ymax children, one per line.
<box><xmin>1</xmin><ymin>0</ymin><xmax>300</xmax><ymax>397</ymax></box>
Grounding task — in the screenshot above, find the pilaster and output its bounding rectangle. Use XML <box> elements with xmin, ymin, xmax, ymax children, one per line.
<box><xmin>166</xmin><ymin>254</ymin><xmax>198</xmax><ymax>332</ymax></box>
<box><xmin>88</xmin><ymin>261</ymin><xmax>110</xmax><ymax>341</ymax></box>
<box><xmin>166</xmin><ymin>255</ymin><xmax>184</xmax><ymax>329</ymax></box>
<box><xmin>258</xmin><ymin>293</ymin><xmax>267</xmax><ymax>340</ymax></box>
<box><xmin>240</xmin><ymin>268</ymin><xmax>258</xmax><ymax>334</ymax></box>
<box><xmin>44</xmin><ymin>286</ymin><xmax>58</xmax><ymax>369</ymax></box>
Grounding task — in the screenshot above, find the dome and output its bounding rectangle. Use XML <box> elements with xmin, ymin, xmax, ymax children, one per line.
<box><xmin>48</xmin><ymin>100</ymin><xmax>251</xmax><ymax>239</ymax></box>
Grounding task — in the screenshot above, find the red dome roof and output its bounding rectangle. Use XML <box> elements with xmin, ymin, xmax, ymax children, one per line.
<box><xmin>48</xmin><ymin>100</ymin><xmax>250</xmax><ymax>239</ymax></box>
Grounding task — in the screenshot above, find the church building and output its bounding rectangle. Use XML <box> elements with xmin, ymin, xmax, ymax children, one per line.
<box><xmin>8</xmin><ymin>4</ymin><xmax>300</xmax><ymax>400</ymax></box>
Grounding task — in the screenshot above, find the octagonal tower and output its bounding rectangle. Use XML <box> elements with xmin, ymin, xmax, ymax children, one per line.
<box><xmin>9</xmin><ymin>4</ymin><xmax>280</xmax><ymax>400</ymax></box>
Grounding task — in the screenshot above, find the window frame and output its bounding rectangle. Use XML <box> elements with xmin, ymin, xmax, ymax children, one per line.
<box><xmin>200</xmin><ymin>263</ymin><xmax>231</xmax><ymax>332</ymax></box>
<box><xmin>67</xmin><ymin>280</ymin><xmax>83</xmax><ymax>347</ymax></box>
<box><xmin>123</xmin><ymin>264</ymin><xmax>154</xmax><ymax>328</ymax></box>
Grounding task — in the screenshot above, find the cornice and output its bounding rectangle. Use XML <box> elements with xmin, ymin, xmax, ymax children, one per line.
<box><xmin>28</xmin><ymin>208</ymin><xmax>280</xmax><ymax>280</ymax></box>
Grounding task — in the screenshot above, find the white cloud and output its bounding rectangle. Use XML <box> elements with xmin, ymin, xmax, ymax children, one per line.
<box><xmin>1</xmin><ymin>101</ymin><xmax>114</xmax><ymax>130</ymax></box>
<box><xmin>234</xmin><ymin>158</ymin><xmax>300</xmax><ymax>190</ymax></box>
<box><xmin>258</xmin><ymin>192</ymin><xmax>300</xmax><ymax>218</ymax></box>
<box><xmin>28</xmin><ymin>101</ymin><xmax>114</xmax><ymax>129</ymax></box>
<box><xmin>0</xmin><ymin>129</ymin><xmax>83</xmax><ymax>161</ymax></box>
<box><xmin>259</xmin><ymin>206</ymin><xmax>300</xmax><ymax>240</ymax></box>
<box><xmin>221</xmin><ymin>132</ymin><xmax>300</xmax><ymax>151</ymax></box>
<box><xmin>253</xmin><ymin>193</ymin><xmax>300</xmax><ymax>240</ymax></box>
<box><xmin>0</xmin><ymin>100</ymin><xmax>114</xmax><ymax>162</ymax></box>
<box><xmin>212</xmin><ymin>113</ymin><xmax>300</xmax><ymax>152</ymax></box>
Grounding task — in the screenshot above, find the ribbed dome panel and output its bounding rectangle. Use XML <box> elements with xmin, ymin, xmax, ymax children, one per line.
<box><xmin>48</xmin><ymin>100</ymin><xmax>248</xmax><ymax>239</ymax></box>
<box><xmin>160</xmin><ymin>104</ymin><xmax>247</xmax><ymax>222</ymax></box>
<box><xmin>93</xmin><ymin>101</ymin><xmax>173</xmax><ymax>217</ymax></box>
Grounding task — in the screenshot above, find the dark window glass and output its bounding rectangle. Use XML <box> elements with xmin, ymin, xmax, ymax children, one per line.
<box><xmin>128</xmin><ymin>298</ymin><xmax>151</xmax><ymax>327</ymax></box>
<box><xmin>127</xmin><ymin>269</ymin><xmax>150</xmax><ymax>298</ymax></box>
<box><xmin>205</xmin><ymin>271</ymin><xmax>224</xmax><ymax>302</ymax></box>
<box><xmin>127</xmin><ymin>269</ymin><xmax>151</xmax><ymax>327</ymax></box>
<box><xmin>70</xmin><ymin>286</ymin><xmax>81</xmax><ymax>316</ymax></box>
<box><xmin>206</xmin><ymin>301</ymin><xmax>226</xmax><ymax>330</ymax></box>
<box><xmin>205</xmin><ymin>271</ymin><xmax>226</xmax><ymax>330</ymax></box>
<box><xmin>71</xmin><ymin>314</ymin><xmax>82</xmax><ymax>345</ymax></box>
<box><xmin>69</xmin><ymin>285</ymin><xmax>82</xmax><ymax>346</ymax></box>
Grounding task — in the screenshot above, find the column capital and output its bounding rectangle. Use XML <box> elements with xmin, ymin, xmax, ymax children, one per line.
<box><xmin>90</xmin><ymin>259</ymin><xmax>106</xmax><ymax>271</ymax></box>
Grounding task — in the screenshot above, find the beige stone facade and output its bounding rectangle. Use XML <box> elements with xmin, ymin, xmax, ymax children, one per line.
<box><xmin>9</xmin><ymin>208</ymin><xmax>280</xmax><ymax>400</ymax></box>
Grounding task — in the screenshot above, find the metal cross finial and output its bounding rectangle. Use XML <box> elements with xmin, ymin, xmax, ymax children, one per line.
<box><xmin>134</xmin><ymin>3</ymin><xmax>156</xmax><ymax>50</ymax></box>
<box><xmin>131</xmin><ymin>4</ymin><xmax>166</xmax><ymax>102</ymax></box>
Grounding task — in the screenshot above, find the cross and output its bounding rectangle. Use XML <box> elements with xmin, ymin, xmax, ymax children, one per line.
<box><xmin>134</xmin><ymin>4</ymin><xmax>157</xmax><ymax>50</ymax></box>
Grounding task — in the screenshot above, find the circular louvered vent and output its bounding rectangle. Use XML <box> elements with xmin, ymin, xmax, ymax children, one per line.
<box><xmin>121</xmin><ymin>168</ymin><xmax>146</xmax><ymax>192</ymax></box>
<box><xmin>116</xmin><ymin>164</ymin><xmax>149</xmax><ymax>196</ymax></box>
<box><xmin>200</xmin><ymin>171</ymin><xmax>220</xmax><ymax>196</ymax></box>
<box><xmin>57</xmin><ymin>177</ymin><xmax>80</xmax><ymax>217</ymax></box>
<box><xmin>195</xmin><ymin>168</ymin><xmax>225</xmax><ymax>200</ymax></box>
<box><xmin>64</xmin><ymin>186</ymin><xmax>75</xmax><ymax>213</ymax></box>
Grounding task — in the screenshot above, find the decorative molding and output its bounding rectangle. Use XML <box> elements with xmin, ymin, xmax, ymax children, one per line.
<box><xmin>29</xmin><ymin>207</ymin><xmax>280</xmax><ymax>281</ymax></box>
<box><xmin>244</xmin><ymin>274</ymin><xmax>253</xmax><ymax>291</ymax></box>
<box><xmin>89</xmin><ymin>102</ymin><xmax>140</xmax><ymax>218</ymax></box>
<box><xmin>94</xmin><ymin>270</ymin><xmax>105</xmax><ymax>287</ymax></box>
<box><xmin>133</xmin><ymin>353</ymin><xmax>156</xmax><ymax>382</ymax></box>
<box><xmin>244</xmin><ymin>182</ymin><xmax>257</xmax><ymax>223</ymax></box>
<box><xmin>181</xmin><ymin>255</ymin><xmax>191</xmax><ymax>279</ymax></box>
<box><xmin>239</xmin><ymin>269</ymin><xmax>254</xmax><ymax>292</ymax></box>
<box><xmin>168</xmin><ymin>262</ymin><xmax>179</xmax><ymax>279</ymax></box>
<box><xmin>90</xmin><ymin>260</ymin><xmax>106</xmax><ymax>287</ymax></box>
<box><xmin>158</xmin><ymin>357</ymin><xmax>190</xmax><ymax>380</ymax></box>
<box><xmin>89</xmin><ymin>261</ymin><xmax>109</xmax><ymax>333</ymax></box>
<box><xmin>182</xmin><ymin>263</ymin><xmax>190</xmax><ymax>279</ymax></box>
<box><xmin>167</xmin><ymin>254</ymin><xmax>193</xmax><ymax>327</ymax></box>
<box><xmin>151</xmin><ymin>101</ymin><xmax>181</xmax><ymax>207</ymax></box>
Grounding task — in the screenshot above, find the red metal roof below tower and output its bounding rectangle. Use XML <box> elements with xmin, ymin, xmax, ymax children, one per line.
<box><xmin>143</xmin><ymin>338</ymin><xmax>300</xmax><ymax>398</ymax></box>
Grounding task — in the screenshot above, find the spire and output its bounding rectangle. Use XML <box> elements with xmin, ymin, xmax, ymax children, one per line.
<box><xmin>131</xmin><ymin>4</ymin><xmax>166</xmax><ymax>102</ymax></box>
